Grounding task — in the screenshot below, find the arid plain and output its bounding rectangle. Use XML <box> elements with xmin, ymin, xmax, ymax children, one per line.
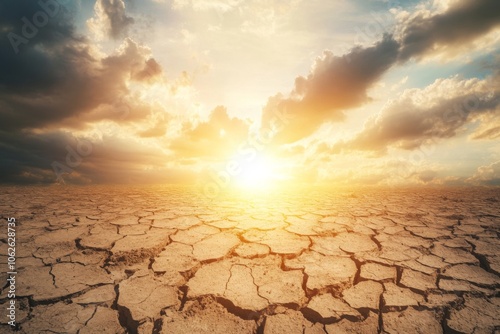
<box><xmin>0</xmin><ymin>185</ymin><xmax>499</xmax><ymax>333</ymax></box>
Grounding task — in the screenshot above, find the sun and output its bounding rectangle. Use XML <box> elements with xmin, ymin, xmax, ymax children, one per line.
<box><xmin>235</xmin><ymin>156</ymin><xmax>279</xmax><ymax>189</ymax></box>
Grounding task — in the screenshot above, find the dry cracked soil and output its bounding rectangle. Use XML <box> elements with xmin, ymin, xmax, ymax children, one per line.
<box><xmin>0</xmin><ymin>185</ymin><xmax>499</xmax><ymax>333</ymax></box>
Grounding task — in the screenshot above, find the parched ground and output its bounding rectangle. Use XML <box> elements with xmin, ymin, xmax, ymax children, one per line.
<box><xmin>0</xmin><ymin>185</ymin><xmax>499</xmax><ymax>333</ymax></box>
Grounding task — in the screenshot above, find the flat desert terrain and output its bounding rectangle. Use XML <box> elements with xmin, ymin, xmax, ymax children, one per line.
<box><xmin>0</xmin><ymin>186</ymin><xmax>499</xmax><ymax>333</ymax></box>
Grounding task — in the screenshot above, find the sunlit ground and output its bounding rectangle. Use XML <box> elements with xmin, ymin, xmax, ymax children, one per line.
<box><xmin>0</xmin><ymin>185</ymin><xmax>498</xmax><ymax>333</ymax></box>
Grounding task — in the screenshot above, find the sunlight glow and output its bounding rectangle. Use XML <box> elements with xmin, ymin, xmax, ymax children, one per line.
<box><xmin>235</xmin><ymin>156</ymin><xmax>279</xmax><ymax>189</ymax></box>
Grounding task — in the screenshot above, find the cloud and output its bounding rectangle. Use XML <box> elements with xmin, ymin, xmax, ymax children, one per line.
<box><xmin>0</xmin><ymin>16</ymin><xmax>164</xmax><ymax>132</ymax></box>
<box><xmin>471</xmin><ymin>125</ymin><xmax>500</xmax><ymax>140</ymax></box>
<box><xmin>170</xmin><ymin>106</ymin><xmax>249</xmax><ymax>158</ymax></box>
<box><xmin>0</xmin><ymin>1</ymin><xmax>95</xmax><ymax>131</ymax></box>
<box><xmin>294</xmin><ymin>150</ymin><xmax>445</xmax><ymax>186</ymax></box>
<box><xmin>469</xmin><ymin>106</ymin><xmax>500</xmax><ymax>140</ymax></box>
<box><xmin>416</xmin><ymin>169</ymin><xmax>438</xmax><ymax>183</ymax></box>
<box><xmin>172</xmin><ymin>0</ymin><xmax>242</xmax><ymax>12</ymax></box>
<box><xmin>0</xmin><ymin>1</ymin><xmax>79</xmax><ymax>92</ymax></box>
<box><xmin>333</xmin><ymin>75</ymin><xmax>500</xmax><ymax>153</ymax></box>
<box><xmin>395</xmin><ymin>0</ymin><xmax>500</xmax><ymax>61</ymax></box>
<box><xmin>87</xmin><ymin>0</ymin><xmax>134</xmax><ymax>40</ymax></box>
<box><xmin>171</xmin><ymin>0</ymin><xmax>302</xmax><ymax>36</ymax></box>
<box><xmin>260</xmin><ymin>0</ymin><xmax>500</xmax><ymax>144</ymax></box>
<box><xmin>137</xmin><ymin>117</ymin><xmax>168</xmax><ymax>138</ymax></box>
<box><xmin>0</xmin><ymin>1</ymin><xmax>179</xmax><ymax>184</ymax></box>
<box><xmin>0</xmin><ymin>130</ymin><xmax>78</xmax><ymax>184</ymax></box>
<box><xmin>0</xmin><ymin>129</ymin><xmax>195</xmax><ymax>185</ymax></box>
<box><xmin>467</xmin><ymin>161</ymin><xmax>500</xmax><ymax>185</ymax></box>
<box><xmin>261</xmin><ymin>34</ymin><xmax>400</xmax><ymax>144</ymax></box>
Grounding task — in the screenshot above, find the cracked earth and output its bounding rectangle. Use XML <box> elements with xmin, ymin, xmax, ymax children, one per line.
<box><xmin>0</xmin><ymin>186</ymin><xmax>499</xmax><ymax>333</ymax></box>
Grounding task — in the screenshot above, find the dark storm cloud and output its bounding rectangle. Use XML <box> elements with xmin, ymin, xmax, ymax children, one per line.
<box><xmin>0</xmin><ymin>0</ymin><xmax>161</xmax><ymax>131</ymax></box>
<box><xmin>0</xmin><ymin>1</ymin><xmax>169</xmax><ymax>184</ymax></box>
<box><xmin>0</xmin><ymin>1</ymin><xmax>80</xmax><ymax>92</ymax></box>
<box><xmin>397</xmin><ymin>0</ymin><xmax>500</xmax><ymax>61</ymax></box>
<box><xmin>0</xmin><ymin>130</ymin><xmax>77</xmax><ymax>184</ymax></box>
<box><xmin>0</xmin><ymin>130</ymin><xmax>194</xmax><ymax>184</ymax></box>
<box><xmin>261</xmin><ymin>0</ymin><xmax>500</xmax><ymax>144</ymax></box>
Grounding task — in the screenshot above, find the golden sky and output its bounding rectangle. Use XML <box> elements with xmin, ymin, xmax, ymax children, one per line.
<box><xmin>0</xmin><ymin>0</ymin><xmax>499</xmax><ymax>190</ymax></box>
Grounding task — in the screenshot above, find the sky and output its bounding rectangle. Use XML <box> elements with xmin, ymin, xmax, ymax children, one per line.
<box><xmin>0</xmin><ymin>0</ymin><xmax>499</xmax><ymax>190</ymax></box>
